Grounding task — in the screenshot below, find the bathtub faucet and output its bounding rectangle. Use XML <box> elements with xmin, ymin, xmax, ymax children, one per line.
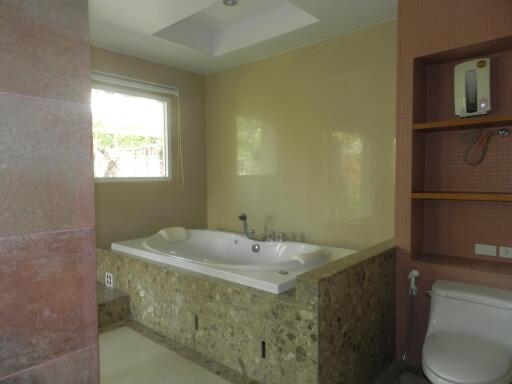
<box><xmin>237</xmin><ymin>212</ymin><xmax>253</xmax><ymax>238</ymax></box>
<box><xmin>237</xmin><ymin>213</ymin><xmax>275</xmax><ymax>241</ymax></box>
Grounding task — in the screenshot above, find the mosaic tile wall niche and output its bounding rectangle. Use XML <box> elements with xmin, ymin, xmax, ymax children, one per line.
<box><xmin>395</xmin><ymin>0</ymin><xmax>512</xmax><ymax>364</ymax></box>
<box><xmin>97</xmin><ymin>240</ymin><xmax>395</xmax><ymax>383</ymax></box>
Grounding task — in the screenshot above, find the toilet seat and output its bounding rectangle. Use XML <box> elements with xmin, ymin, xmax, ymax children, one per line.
<box><xmin>422</xmin><ymin>331</ymin><xmax>512</xmax><ymax>384</ymax></box>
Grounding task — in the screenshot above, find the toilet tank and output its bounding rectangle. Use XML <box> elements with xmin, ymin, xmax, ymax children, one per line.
<box><xmin>426</xmin><ymin>280</ymin><xmax>512</xmax><ymax>346</ymax></box>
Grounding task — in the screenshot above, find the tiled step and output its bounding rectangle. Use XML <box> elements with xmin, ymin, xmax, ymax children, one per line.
<box><xmin>97</xmin><ymin>283</ymin><xmax>130</xmax><ymax>329</ymax></box>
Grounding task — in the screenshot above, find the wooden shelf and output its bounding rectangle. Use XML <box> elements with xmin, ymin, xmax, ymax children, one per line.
<box><xmin>411</xmin><ymin>191</ymin><xmax>512</xmax><ymax>202</ymax></box>
<box><xmin>414</xmin><ymin>253</ymin><xmax>512</xmax><ymax>275</ymax></box>
<box><xmin>406</xmin><ymin>36</ymin><xmax>512</xmax><ymax>278</ymax></box>
<box><xmin>412</xmin><ymin>114</ymin><xmax>512</xmax><ymax>131</ymax></box>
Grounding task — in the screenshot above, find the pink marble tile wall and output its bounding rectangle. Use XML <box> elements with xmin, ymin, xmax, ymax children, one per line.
<box><xmin>395</xmin><ymin>0</ymin><xmax>512</xmax><ymax>367</ymax></box>
<box><xmin>0</xmin><ymin>1</ymin><xmax>97</xmax><ymax>383</ymax></box>
<box><xmin>0</xmin><ymin>1</ymin><xmax>91</xmax><ymax>104</ymax></box>
<box><xmin>1</xmin><ymin>346</ymin><xmax>98</xmax><ymax>384</ymax></box>
<box><xmin>423</xmin><ymin>130</ymin><xmax>512</xmax><ymax>193</ymax></box>
<box><xmin>423</xmin><ymin>200</ymin><xmax>512</xmax><ymax>260</ymax></box>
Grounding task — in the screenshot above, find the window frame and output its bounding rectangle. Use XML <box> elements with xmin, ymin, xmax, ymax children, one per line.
<box><xmin>91</xmin><ymin>76</ymin><xmax>174</xmax><ymax>183</ymax></box>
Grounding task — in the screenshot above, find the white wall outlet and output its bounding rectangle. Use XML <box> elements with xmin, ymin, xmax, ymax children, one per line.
<box><xmin>105</xmin><ymin>272</ymin><xmax>113</xmax><ymax>288</ymax></box>
<box><xmin>499</xmin><ymin>246</ymin><xmax>512</xmax><ymax>259</ymax></box>
<box><xmin>474</xmin><ymin>244</ymin><xmax>497</xmax><ymax>257</ymax></box>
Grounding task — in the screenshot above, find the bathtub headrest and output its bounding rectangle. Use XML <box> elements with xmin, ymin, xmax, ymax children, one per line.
<box><xmin>158</xmin><ymin>227</ymin><xmax>188</xmax><ymax>242</ymax></box>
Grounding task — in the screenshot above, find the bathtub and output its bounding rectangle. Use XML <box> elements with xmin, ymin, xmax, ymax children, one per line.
<box><xmin>111</xmin><ymin>228</ymin><xmax>355</xmax><ymax>293</ymax></box>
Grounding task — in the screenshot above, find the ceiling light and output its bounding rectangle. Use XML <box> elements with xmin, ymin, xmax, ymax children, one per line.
<box><xmin>223</xmin><ymin>0</ymin><xmax>238</xmax><ymax>7</ymax></box>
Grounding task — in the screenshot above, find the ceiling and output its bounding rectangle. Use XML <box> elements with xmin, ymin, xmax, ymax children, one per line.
<box><xmin>89</xmin><ymin>0</ymin><xmax>397</xmax><ymax>74</ymax></box>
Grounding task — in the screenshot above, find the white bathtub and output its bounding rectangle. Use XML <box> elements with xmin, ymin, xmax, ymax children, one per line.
<box><xmin>111</xmin><ymin>229</ymin><xmax>355</xmax><ymax>293</ymax></box>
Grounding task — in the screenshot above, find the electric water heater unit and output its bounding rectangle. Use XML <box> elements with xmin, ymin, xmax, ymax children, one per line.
<box><xmin>454</xmin><ymin>58</ymin><xmax>491</xmax><ymax>117</ymax></box>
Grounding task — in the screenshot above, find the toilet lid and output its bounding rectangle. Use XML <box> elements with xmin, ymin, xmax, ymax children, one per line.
<box><xmin>423</xmin><ymin>331</ymin><xmax>512</xmax><ymax>384</ymax></box>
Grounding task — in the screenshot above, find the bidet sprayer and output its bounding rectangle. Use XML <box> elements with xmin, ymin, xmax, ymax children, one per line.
<box><xmin>408</xmin><ymin>270</ymin><xmax>420</xmax><ymax>296</ymax></box>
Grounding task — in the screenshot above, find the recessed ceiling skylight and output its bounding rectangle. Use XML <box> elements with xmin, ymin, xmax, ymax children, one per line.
<box><xmin>154</xmin><ymin>0</ymin><xmax>318</xmax><ymax>57</ymax></box>
<box><xmin>222</xmin><ymin>0</ymin><xmax>238</xmax><ymax>6</ymax></box>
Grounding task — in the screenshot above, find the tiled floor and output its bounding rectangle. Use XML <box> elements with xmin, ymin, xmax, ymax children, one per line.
<box><xmin>375</xmin><ymin>362</ymin><xmax>430</xmax><ymax>384</ymax></box>
<box><xmin>100</xmin><ymin>326</ymin><xmax>230</xmax><ymax>384</ymax></box>
<box><xmin>100</xmin><ymin>324</ymin><xmax>429</xmax><ymax>384</ymax></box>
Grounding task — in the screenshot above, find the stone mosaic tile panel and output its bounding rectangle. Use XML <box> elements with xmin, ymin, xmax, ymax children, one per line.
<box><xmin>97</xmin><ymin>283</ymin><xmax>130</xmax><ymax>329</ymax></box>
<box><xmin>97</xmin><ymin>242</ymin><xmax>395</xmax><ymax>384</ymax></box>
<box><xmin>97</xmin><ymin>249</ymin><xmax>317</xmax><ymax>384</ymax></box>
<box><xmin>317</xmin><ymin>247</ymin><xmax>396</xmax><ymax>384</ymax></box>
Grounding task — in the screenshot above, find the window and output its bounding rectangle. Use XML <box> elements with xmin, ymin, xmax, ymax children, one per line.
<box><xmin>91</xmin><ymin>74</ymin><xmax>176</xmax><ymax>181</ymax></box>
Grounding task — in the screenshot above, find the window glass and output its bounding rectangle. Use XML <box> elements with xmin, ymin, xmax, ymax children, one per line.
<box><xmin>91</xmin><ymin>87</ymin><xmax>168</xmax><ymax>179</ymax></box>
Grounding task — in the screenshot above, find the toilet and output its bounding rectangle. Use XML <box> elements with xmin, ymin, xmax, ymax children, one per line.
<box><xmin>422</xmin><ymin>280</ymin><xmax>512</xmax><ymax>384</ymax></box>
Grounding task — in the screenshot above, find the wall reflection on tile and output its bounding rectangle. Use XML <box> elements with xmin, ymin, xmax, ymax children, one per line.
<box><xmin>322</xmin><ymin>131</ymin><xmax>365</xmax><ymax>221</ymax></box>
<box><xmin>206</xmin><ymin>22</ymin><xmax>396</xmax><ymax>249</ymax></box>
<box><xmin>237</xmin><ymin>117</ymin><xmax>277</xmax><ymax>176</ymax></box>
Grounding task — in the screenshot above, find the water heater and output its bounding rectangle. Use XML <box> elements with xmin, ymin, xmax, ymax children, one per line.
<box><xmin>454</xmin><ymin>58</ymin><xmax>491</xmax><ymax>117</ymax></box>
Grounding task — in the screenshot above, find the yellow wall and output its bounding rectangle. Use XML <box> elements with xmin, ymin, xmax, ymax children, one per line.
<box><xmin>91</xmin><ymin>47</ymin><xmax>206</xmax><ymax>248</ymax></box>
<box><xmin>206</xmin><ymin>21</ymin><xmax>396</xmax><ymax>249</ymax></box>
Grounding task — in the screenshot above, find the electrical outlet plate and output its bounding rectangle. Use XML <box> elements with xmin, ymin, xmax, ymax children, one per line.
<box><xmin>474</xmin><ymin>244</ymin><xmax>497</xmax><ymax>257</ymax></box>
<box><xmin>499</xmin><ymin>246</ymin><xmax>512</xmax><ymax>259</ymax></box>
<box><xmin>105</xmin><ymin>272</ymin><xmax>113</xmax><ymax>287</ymax></box>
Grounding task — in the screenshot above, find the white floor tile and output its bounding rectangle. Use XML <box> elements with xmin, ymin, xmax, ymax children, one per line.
<box><xmin>100</xmin><ymin>327</ymin><xmax>230</xmax><ymax>384</ymax></box>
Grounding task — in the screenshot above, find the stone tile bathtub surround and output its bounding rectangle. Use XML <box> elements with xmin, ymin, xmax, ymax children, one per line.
<box><xmin>97</xmin><ymin>239</ymin><xmax>395</xmax><ymax>384</ymax></box>
<box><xmin>0</xmin><ymin>228</ymin><xmax>98</xmax><ymax>378</ymax></box>
<box><xmin>315</xmin><ymin>245</ymin><xmax>396</xmax><ymax>383</ymax></box>
<box><xmin>0</xmin><ymin>93</ymin><xmax>95</xmax><ymax>238</ymax></box>
<box><xmin>97</xmin><ymin>248</ymin><xmax>313</xmax><ymax>383</ymax></box>
<box><xmin>97</xmin><ymin>283</ymin><xmax>130</xmax><ymax>329</ymax></box>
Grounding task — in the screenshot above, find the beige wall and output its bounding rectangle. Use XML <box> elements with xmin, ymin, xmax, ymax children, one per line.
<box><xmin>91</xmin><ymin>47</ymin><xmax>206</xmax><ymax>248</ymax></box>
<box><xmin>206</xmin><ymin>21</ymin><xmax>396</xmax><ymax>249</ymax></box>
<box><xmin>92</xmin><ymin>21</ymin><xmax>396</xmax><ymax>250</ymax></box>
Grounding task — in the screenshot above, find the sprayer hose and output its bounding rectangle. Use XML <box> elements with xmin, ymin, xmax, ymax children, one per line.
<box><xmin>401</xmin><ymin>291</ymin><xmax>415</xmax><ymax>364</ymax></box>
